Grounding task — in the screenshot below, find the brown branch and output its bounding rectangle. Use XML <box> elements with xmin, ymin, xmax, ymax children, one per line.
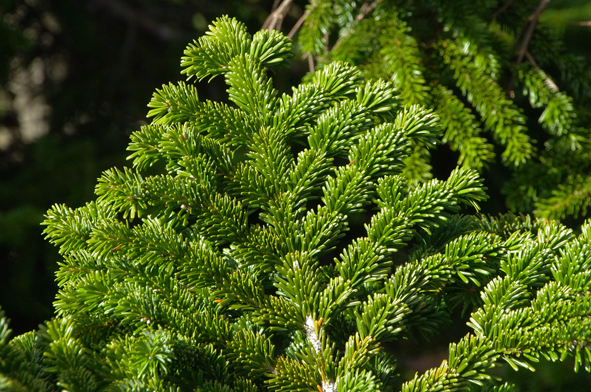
<box><xmin>288</xmin><ymin>9</ymin><xmax>310</xmax><ymax>39</ymax></box>
<box><xmin>262</xmin><ymin>0</ymin><xmax>294</xmax><ymax>31</ymax></box>
<box><xmin>307</xmin><ymin>54</ymin><xmax>315</xmax><ymax>73</ymax></box>
<box><xmin>271</xmin><ymin>0</ymin><xmax>281</xmax><ymax>13</ymax></box>
<box><xmin>525</xmin><ymin>50</ymin><xmax>559</xmax><ymax>92</ymax></box>
<box><xmin>573</xmin><ymin>20</ymin><xmax>591</xmax><ymax>26</ymax></box>
<box><xmin>331</xmin><ymin>0</ymin><xmax>382</xmax><ymax>51</ymax></box>
<box><xmin>516</xmin><ymin>0</ymin><xmax>550</xmax><ymax>66</ymax></box>
<box><xmin>488</xmin><ymin>0</ymin><xmax>517</xmax><ymax>24</ymax></box>
<box><xmin>356</xmin><ymin>0</ymin><xmax>382</xmax><ymax>21</ymax></box>
<box><xmin>506</xmin><ymin>0</ymin><xmax>551</xmax><ymax>98</ymax></box>
<box><xmin>524</xmin><ymin>50</ymin><xmax>540</xmax><ymax>69</ymax></box>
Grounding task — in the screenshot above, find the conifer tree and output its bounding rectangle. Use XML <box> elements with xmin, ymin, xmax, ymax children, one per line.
<box><xmin>1</xmin><ymin>16</ymin><xmax>591</xmax><ymax>392</ymax></box>
<box><xmin>293</xmin><ymin>0</ymin><xmax>591</xmax><ymax>220</ymax></box>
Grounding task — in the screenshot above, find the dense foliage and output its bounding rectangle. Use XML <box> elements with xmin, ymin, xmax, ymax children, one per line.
<box><xmin>296</xmin><ymin>0</ymin><xmax>591</xmax><ymax>220</ymax></box>
<box><xmin>2</xmin><ymin>0</ymin><xmax>591</xmax><ymax>340</ymax></box>
<box><xmin>1</xmin><ymin>17</ymin><xmax>590</xmax><ymax>391</ymax></box>
<box><xmin>0</xmin><ymin>0</ymin><xmax>289</xmax><ymax>334</ymax></box>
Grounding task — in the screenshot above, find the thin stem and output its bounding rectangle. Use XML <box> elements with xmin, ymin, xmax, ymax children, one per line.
<box><xmin>525</xmin><ymin>50</ymin><xmax>559</xmax><ymax>92</ymax></box>
<box><xmin>271</xmin><ymin>0</ymin><xmax>281</xmax><ymax>12</ymax></box>
<box><xmin>307</xmin><ymin>54</ymin><xmax>316</xmax><ymax>73</ymax></box>
<box><xmin>262</xmin><ymin>0</ymin><xmax>294</xmax><ymax>31</ymax></box>
<box><xmin>288</xmin><ymin>10</ymin><xmax>310</xmax><ymax>39</ymax></box>
<box><xmin>506</xmin><ymin>0</ymin><xmax>551</xmax><ymax>97</ymax></box>
<box><xmin>516</xmin><ymin>0</ymin><xmax>550</xmax><ymax>66</ymax></box>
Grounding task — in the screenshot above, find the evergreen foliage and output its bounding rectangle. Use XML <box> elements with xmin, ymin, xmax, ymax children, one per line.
<box><xmin>1</xmin><ymin>16</ymin><xmax>591</xmax><ymax>392</ymax></box>
<box><xmin>297</xmin><ymin>0</ymin><xmax>591</xmax><ymax>219</ymax></box>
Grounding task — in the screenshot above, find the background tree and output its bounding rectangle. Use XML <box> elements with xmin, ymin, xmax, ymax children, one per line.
<box><xmin>2</xmin><ymin>0</ymin><xmax>590</xmax><ymax>338</ymax></box>
<box><xmin>291</xmin><ymin>0</ymin><xmax>591</xmax><ymax>220</ymax></box>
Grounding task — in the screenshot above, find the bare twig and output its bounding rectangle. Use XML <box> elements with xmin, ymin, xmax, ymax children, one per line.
<box><xmin>331</xmin><ymin>0</ymin><xmax>382</xmax><ymax>51</ymax></box>
<box><xmin>516</xmin><ymin>0</ymin><xmax>550</xmax><ymax>66</ymax></box>
<box><xmin>287</xmin><ymin>10</ymin><xmax>310</xmax><ymax>39</ymax></box>
<box><xmin>488</xmin><ymin>0</ymin><xmax>517</xmax><ymax>24</ymax></box>
<box><xmin>356</xmin><ymin>0</ymin><xmax>382</xmax><ymax>21</ymax></box>
<box><xmin>525</xmin><ymin>50</ymin><xmax>559</xmax><ymax>92</ymax></box>
<box><xmin>524</xmin><ymin>50</ymin><xmax>540</xmax><ymax>69</ymax></box>
<box><xmin>506</xmin><ymin>0</ymin><xmax>551</xmax><ymax>97</ymax></box>
<box><xmin>573</xmin><ymin>20</ymin><xmax>591</xmax><ymax>26</ymax></box>
<box><xmin>307</xmin><ymin>54</ymin><xmax>315</xmax><ymax>73</ymax></box>
<box><xmin>262</xmin><ymin>0</ymin><xmax>294</xmax><ymax>31</ymax></box>
<box><xmin>271</xmin><ymin>0</ymin><xmax>281</xmax><ymax>12</ymax></box>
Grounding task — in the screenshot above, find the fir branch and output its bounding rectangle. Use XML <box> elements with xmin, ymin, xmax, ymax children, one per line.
<box><xmin>432</xmin><ymin>84</ymin><xmax>495</xmax><ymax>169</ymax></box>
<box><xmin>299</xmin><ymin>0</ymin><xmax>336</xmax><ymax>55</ymax></box>
<box><xmin>440</xmin><ymin>39</ymin><xmax>533</xmax><ymax>165</ymax></box>
<box><xmin>331</xmin><ymin>0</ymin><xmax>383</xmax><ymax>52</ymax></box>
<box><xmin>524</xmin><ymin>50</ymin><xmax>559</xmax><ymax>92</ymax></box>
<box><xmin>376</xmin><ymin>12</ymin><xmax>429</xmax><ymax>105</ymax></box>
<box><xmin>517</xmin><ymin>63</ymin><xmax>575</xmax><ymax>136</ymax></box>
<box><xmin>7</xmin><ymin>15</ymin><xmax>591</xmax><ymax>392</ymax></box>
<box><xmin>535</xmin><ymin>175</ymin><xmax>591</xmax><ymax>220</ymax></box>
